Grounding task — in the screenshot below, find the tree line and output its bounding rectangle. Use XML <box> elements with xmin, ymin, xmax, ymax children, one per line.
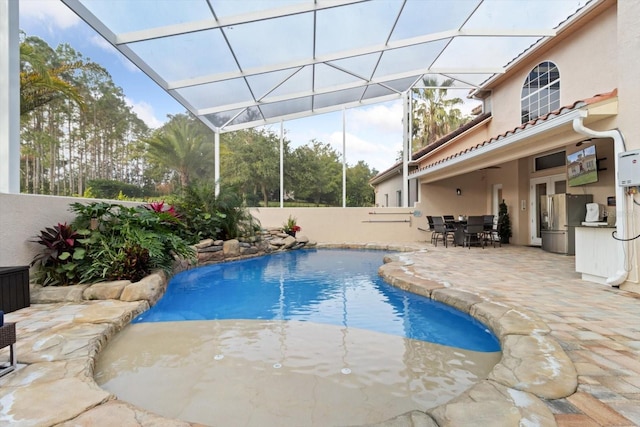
<box><xmin>19</xmin><ymin>34</ymin><xmax>378</xmax><ymax>207</ymax></box>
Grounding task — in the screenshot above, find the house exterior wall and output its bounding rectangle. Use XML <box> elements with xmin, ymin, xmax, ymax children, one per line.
<box><xmin>414</xmin><ymin>1</ymin><xmax>628</xmax><ymax>246</ymax></box>
<box><xmin>486</xmin><ymin>2</ymin><xmax>617</xmax><ymax>135</ymax></box>
<box><xmin>373</xmin><ymin>173</ymin><xmax>403</xmax><ymax>207</ymax></box>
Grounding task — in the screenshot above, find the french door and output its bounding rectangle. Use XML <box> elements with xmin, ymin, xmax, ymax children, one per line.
<box><xmin>529</xmin><ymin>174</ymin><xmax>566</xmax><ymax>246</ymax></box>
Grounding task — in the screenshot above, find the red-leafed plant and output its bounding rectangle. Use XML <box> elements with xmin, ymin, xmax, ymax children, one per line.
<box><xmin>143</xmin><ymin>200</ymin><xmax>178</xmax><ymax>217</ymax></box>
<box><xmin>31</xmin><ymin>222</ymin><xmax>87</xmax><ymax>286</ymax></box>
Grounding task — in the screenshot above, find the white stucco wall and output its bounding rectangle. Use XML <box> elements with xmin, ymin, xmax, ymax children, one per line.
<box><xmin>0</xmin><ymin>193</ymin><xmax>428</xmax><ymax>268</ymax></box>
<box><xmin>373</xmin><ymin>174</ymin><xmax>404</xmax><ymax>207</ymax></box>
<box><xmin>0</xmin><ymin>194</ymin><xmax>139</xmax><ymax>268</ymax></box>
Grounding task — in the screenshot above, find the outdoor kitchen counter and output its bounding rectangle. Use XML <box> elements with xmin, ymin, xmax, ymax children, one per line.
<box><xmin>575</xmin><ymin>225</ymin><xmax>620</xmax><ymax>285</ymax></box>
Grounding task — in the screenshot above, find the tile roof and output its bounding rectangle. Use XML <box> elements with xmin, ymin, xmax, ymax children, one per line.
<box><xmin>411</xmin><ymin>89</ymin><xmax>618</xmax><ymax>175</ymax></box>
<box><xmin>370</xmin><ymin>111</ymin><xmax>493</xmax><ymax>183</ymax></box>
<box><xmin>411</xmin><ymin>112</ymin><xmax>493</xmax><ymax>161</ymax></box>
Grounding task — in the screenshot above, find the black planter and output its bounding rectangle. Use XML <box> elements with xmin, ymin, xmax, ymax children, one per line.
<box><xmin>286</xmin><ymin>231</ymin><xmax>297</xmax><ymax>238</ymax></box>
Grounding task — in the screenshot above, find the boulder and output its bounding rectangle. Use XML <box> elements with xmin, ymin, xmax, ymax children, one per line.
<box><xmin>198</xmin><ymin>251</ymin><xmax>225</xmax><ymax>263</ymax></box>
<box><xmin>193</xmin><ymin>239</ymin><xmax>214</xmax><ymax>249</ymax></box>
<box><xmin>83</xmin><ymin>280</ymin><xmax>129</xmax><ymax>300</ymax></box>
<box><xmin>223</xmin><ymin>239</ymin><xmax>241</xmax><ymax>257</ymax></box>
<box><xmin>31</xmin><ymin>284</ymin><xmax>89</xmax><ymax>303</ymax></box>
<box><xmin>199</xmin><ymin>245</ymin><xmax>223</xmax><ymax>253</ymax></box>
<box><xmin>120</xmin><ymin>272</ymin><xmax>167</xmax><ymax>305</ymax></box>
<box><xmin>282</xmin><ymin>235</ymin><xmax>297</xmax><ymax>249</ymax></box>
<box><xmin>240</xmin><ymin>246</ymin><xmax>260</xmax><ymax>255</ymax></box>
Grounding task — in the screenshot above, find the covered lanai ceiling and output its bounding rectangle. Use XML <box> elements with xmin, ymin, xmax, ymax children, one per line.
<box><xmin>60</xmin><ymin>0</ymin><xmax>591</xmax><ymax>133</ymax></box>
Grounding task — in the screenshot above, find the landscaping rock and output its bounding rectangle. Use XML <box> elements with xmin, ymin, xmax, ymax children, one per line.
<box><xmin>193</xmin><ymin>239</ymin><xmax>214</xmax><ymax>249</ymax></box>
<box><xmin>73</xmin><ymin>300</ymin><xmax>148</xmax><ymax>329</ymax></box>
<box><xmin>120</xmin><ymin>272</ymin><xmax>166</xmax><ymax>305</ymax></box>
<box><xmin>428</xmin><ymin>380</ymin><xmax>555</xmax><ymax>427</ymax></box>
<box><xmin>30</xmin><ymin>283</ymin><xmax>89</xmax><ymax>303</ymax></box>
<box><xmin>198</xmin><ymin>251</ymin><xmax>225</xmax><ymax>263</ymax></box>
<box><xmin>83</xmin><ymin>280</ymin><xmax>129</xmax><ymax>300</ymax></box>
<box><xmin>282</xmin><ymin>235</ymin><xmax>297</xmax><ymax>249</ymax></box>
<box><xmin>223</xmin><ymin>239</ymin><xmax>241</xmax><ymax>257</ymax></box>
<box><xmin>240</xmin><ymin>246</ymin><xmax>260</xmax><ymax>255</ymax></box>
<box><xmin>489</xmin><ymin>333</ymin><xmax>578</xmax><ymax>399</ymax></box>
<box><xmin>16</xmin><ymin>322</ymin><xmax>110</xmax><ymax>363</ymax></box>
<box><xmin>199</xmin><ymin>245</ymin><xmax>222</xmax><ymax>253</ymax></box>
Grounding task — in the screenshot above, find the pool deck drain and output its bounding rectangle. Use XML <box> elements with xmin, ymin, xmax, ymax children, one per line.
<box><xmin>1</xmin><ymin>243</ymin><xmax>639</xmax><ymax>426</ymax></box>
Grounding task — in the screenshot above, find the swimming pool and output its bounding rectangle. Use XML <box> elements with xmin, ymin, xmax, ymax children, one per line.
<box><xmin>134</xmin><ymin>249</ymin><xmax>499</xmax><ymax>351</ymax></box>
<box><xmin>95</xmin><ymin>249</ymin><xmax>502</xmax><ymax>426</ymax></box>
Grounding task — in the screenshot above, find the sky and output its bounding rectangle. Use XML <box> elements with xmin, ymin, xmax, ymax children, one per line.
<box><xmin>18</xmin><ymin>0</ymin><xmax>486</xmax><ymax>173</ymax></box>
<box><xmin>17</xmin><ymin>0</ymin><xmax>585</xmax><ymax>173</ymax></box>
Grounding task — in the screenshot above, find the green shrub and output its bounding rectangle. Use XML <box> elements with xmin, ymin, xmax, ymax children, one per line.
<box><xmin>32</xmin><ymin>202</ymin><xmax>195</xmax><ymax>286</ymax></box>
<box><xmin>170</xmin><ymin>183</ymin><xmax>261</xmax><ymax>242</ymax></box>
<box><xmin>31</xmin><ymin>222</ymin><xmax>88</xmax><ymax>286</ymax></box>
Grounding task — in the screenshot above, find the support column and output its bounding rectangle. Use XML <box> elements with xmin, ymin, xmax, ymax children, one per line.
<box><xmin>280</xmin><ymin>120</ymin><xmax>284</xmax><ymax>208</ymax></box>
<box><xmin>214</xmin><ymin>130</ymin><xmax>220</xmax><ymax>197</ymax></box>
<box><xmin>342</xmin><ymin>108</ymin><xmax>347</xmax><ymax>208</ymax></box>
<box><xmin>0</xmin><ymin>0</ymin><xmax>20</xmax><ymax>194</ymax></box>
<box><xmin>402</xmin><ymin>92</ymin><xmax>410</xmax><ymax>207</ymax></box>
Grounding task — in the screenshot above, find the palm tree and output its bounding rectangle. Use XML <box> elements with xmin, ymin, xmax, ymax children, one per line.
<box><xmin>19</xmin><ymin>39</ymin><xmax>90</xmax><ymax>116</ymax></box>
<box><xmin>411</xmin><ymin>77</ymin><xmax>467</xmax><ymax>150</ymax></box>
<box><xmin>144</xmin><ymin>114</ymin><xmax>212</xmax><ymax>189</ymax></box>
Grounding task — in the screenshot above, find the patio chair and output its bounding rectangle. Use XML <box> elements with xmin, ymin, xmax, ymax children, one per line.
<box><xmin>463</xmin><ymin>216</ymin><xmax>485</xmax><ymax>249</ymax></box>
<box><xmin>427</xmin><ymin>216</ymin><xmax>436</xmax><ymax>244</ymax></box>
<box><xmin>483</xmin><ymin>215</ymin><xmax>495</xmax><ymax>246</ymax></box>
<box><xmin>432</xmin><ymin>216</ymin><xmax>455</xmax><ymax>247</ymax></box>
<box><xmin>484</xmin><ymin>215</ymin><xmax>501</xmax><ymax>247</ymax></box>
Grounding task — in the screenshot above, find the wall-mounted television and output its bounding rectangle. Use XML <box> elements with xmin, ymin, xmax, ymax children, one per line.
<box><xmin>567</xmin><ymin>145</ymin><xmax>598</xmax><ymax>187</ymax></box>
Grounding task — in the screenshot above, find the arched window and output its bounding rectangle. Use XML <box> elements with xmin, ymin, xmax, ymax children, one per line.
<box><xmin>521</xmin><ymin>61</ymin><xmax>560</xmax><ymax>123</ymax></box>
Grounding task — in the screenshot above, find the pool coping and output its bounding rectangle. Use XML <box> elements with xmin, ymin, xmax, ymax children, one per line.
<box><xmin>0</xmin><ymin>243</ymin><xmax>579</xmax><ymax>426</ymax></box>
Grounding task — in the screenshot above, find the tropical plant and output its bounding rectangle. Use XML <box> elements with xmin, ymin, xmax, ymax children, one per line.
<box><xmin>282</xmin><ymin>215</ymin><xmax>301</xmax><ymax>235</ymax></box>
<box><xmin>19</xmin><ymin>37</ymin><xmax>91</xmax><ymax>116</ymax></box>
<box><xmin>170</xmin><ymin>182</ymin><xmax>261</xmax><ymax>242</ymax></box>
<box><xmin>28</xmin><ymin>202</ymin><xmax>196</xmax><ymax>285</ymax></box>
<box><xmin>144</xmin><ymin>114</ymin><xmax>213</xmax><ymax>189</ymax></box>
<box><xmin>31</xmin><ymin>222</ymin><xmax>88</xmax><ymax>286</ymax></box>
<box><xmin>411</xmin><ymin>77</ymin><xmax>468</xmax><ymax>150</ymax></box>
<box><xmin>497</xmin><ymin>200</ymin><xmax>512</xmax><ymax>243</ymax></box>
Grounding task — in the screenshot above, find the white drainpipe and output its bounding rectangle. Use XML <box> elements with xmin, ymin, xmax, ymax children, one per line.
<box><xmin>573</xmin><ymin>111</ymin><xmax>629</xmax><ymax>286</ymax></box>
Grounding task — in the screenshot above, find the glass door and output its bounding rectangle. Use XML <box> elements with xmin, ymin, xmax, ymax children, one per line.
<box><xmin>529</xmin><ymin>174</ymin><xmax>566</xmax><ymax>246</ymax></box>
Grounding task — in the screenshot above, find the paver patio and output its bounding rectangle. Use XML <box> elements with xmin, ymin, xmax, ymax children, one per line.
<box><xmin>1</xmin><ymin>243</ymin><xmax>638</xmax><ymax>426</ymax></box>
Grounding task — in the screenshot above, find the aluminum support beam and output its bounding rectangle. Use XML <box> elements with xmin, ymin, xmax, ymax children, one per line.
<box><xmin>280</xmin><ymin>120</ymin><xmax>284</xmax><ymax>208</ymax></box>
<box><xmin>214</xmin><ymin>131</ymin><xmax>220</xmax><ymax>197</ymax></box>
<box><xmin>402</xmin><ymin>92</ymin><xmax>410</xmax><ymax>208</ymax></box>
<box><xmin>342</xmin><ymin>108</ymin><xmax>347</xmax><ymax>208</ymax></box>
<box><xmin>0</xmin><ymin>0</ymin><xmax>20</xmax><ymax>194</ymax></box>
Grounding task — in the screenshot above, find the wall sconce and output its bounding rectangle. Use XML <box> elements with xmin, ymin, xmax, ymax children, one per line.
<box><xmin>456</xmin><ymin>188</ymin><xmax>462</xmax><ymax>196</ymax></box>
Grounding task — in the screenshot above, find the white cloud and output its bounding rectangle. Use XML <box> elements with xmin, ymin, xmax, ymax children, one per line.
<box><xmin>327</xmin><ymin>131</ymin><xmax>401</xmax><ymax>172</ymax></box>
<box><xmin>126</xmin><ymin>98</ymin><xmax>164</xmax><ymax>129</ymax></box>
<box><xmin>19</xmin><ymin>0</ymin><xmax>80</xmax><ymax>30</ymax></box>
<box><xmin>348</xmin><ymin>102</ymin><xmax>404</xmax><ymax>134</ymax></box>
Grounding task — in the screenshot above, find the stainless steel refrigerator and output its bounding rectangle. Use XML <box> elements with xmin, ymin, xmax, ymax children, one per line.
<box><xmin>540</xmin><ymin>193</ymin><xmax>592</xmax><ymax>255</ymax></box>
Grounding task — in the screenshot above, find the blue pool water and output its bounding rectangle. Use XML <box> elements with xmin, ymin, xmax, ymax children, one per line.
<box><xmin>134</xmin><ymin>249</ymin><xmax>500</xmax><ymax>352</ymax></box>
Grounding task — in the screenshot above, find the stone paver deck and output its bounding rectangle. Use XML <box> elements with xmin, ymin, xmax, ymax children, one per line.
<box><xmin>1</xmin><ymin>243</ymin><xmax>639</xmax><ymax>426</ymax></box>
